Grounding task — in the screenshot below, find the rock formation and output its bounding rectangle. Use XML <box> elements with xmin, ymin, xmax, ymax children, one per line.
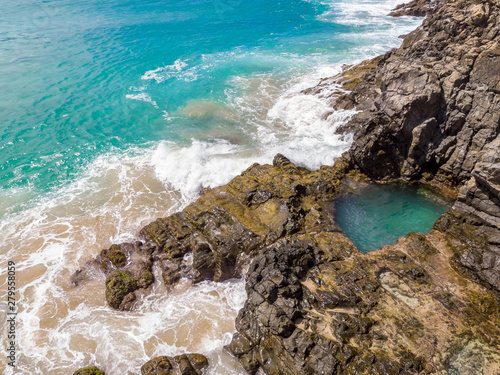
<box><xmin>141</xmin><ymin>354</ymin><xmax>208</xmax><ymax>375</ymax></box>
<box><xmin>73</xmin><ymin>367</ymin><xmax>105</xmax><ymax>375</ymax></box>
<box><xmin>340</xmin><ymin>0</ymin><xmax>498</xmax><ymax>188</ymax></box>
<box><xmin>100</xmin><ymin>154</ymin><xmax>346</xmax><ymax>310</ymax></box>
<box><xmin>74</xmin><ymin>0</ymin><xmax>500</xmax><ymax>373</ymax></box>
<box><xmin>388</xmin><ymin>0</ymin><xmax>444</xmax><ymax>17</ymax></box>
<box><xmin>228</xmin><ymin>0</ymin><xmax>500</xmax><ymax>373</ymax></box>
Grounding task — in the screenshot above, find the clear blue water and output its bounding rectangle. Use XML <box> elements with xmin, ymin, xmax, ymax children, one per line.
<box><xmin>0</xmin><ymin>2</ymin><xmax>424</xmax><ymax>373</ymax></box>
<box><xmin>335</xmin><ymin>183</ymin><xmax>451</xmax><ymax>252</ymax></box>
<box><xmin>0</xmin><ymin>0</ymin><xmax>421</xmax><ymax>216</ymax></box>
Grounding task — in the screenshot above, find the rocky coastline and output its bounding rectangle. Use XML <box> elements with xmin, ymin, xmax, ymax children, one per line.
<box><xmin>74</xmin><ymin>0</ymin><xmax>500</xmax><ymax>373</ymax></box>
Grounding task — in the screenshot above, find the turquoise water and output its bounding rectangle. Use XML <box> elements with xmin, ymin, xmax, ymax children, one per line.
<box><xmin>0</xmin><ymin>1</ymin><xmax>424</xmax><ymax>374</ymax></box>
<box><xmin>335</xmin><ymin>183</ymin><xmax>451</xmax><ymax>252</ymax></box>
<box><xmin>0</xmin><ymin>0</ymin><xmax>421</xmax><ymax>215</ymax></box>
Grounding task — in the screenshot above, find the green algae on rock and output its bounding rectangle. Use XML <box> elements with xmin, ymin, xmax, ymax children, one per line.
<box><xmin>73</xmin><ymin>367</ymin><xmax>105</xmax><ymax>375</ymax></box>
<box><xmin>73</xmin><ymin>0</ymin><xmax>500</xmax><ymax>373</ymax></box>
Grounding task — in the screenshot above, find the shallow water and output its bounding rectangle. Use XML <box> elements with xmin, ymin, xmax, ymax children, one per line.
<box><xmin>0</xmin><ymin>1</ymin><xmax>423</xmax><ymax>373</ymax></box>
<box><xmin>335</xmin><ymin>183</ymin><xmax>451</xmax><ymax>253</ymax></box>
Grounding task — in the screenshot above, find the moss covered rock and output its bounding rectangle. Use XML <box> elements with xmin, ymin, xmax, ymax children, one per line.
<box><xmin>100</xmin><ymin>244</ymin><xmax>126</xmax><ymax>269</ymax></box>
<box><xmin>73</xmin><ymin>367</ymin><xmax>104</xmax><ymax>375</ymax></box>
<box><xmin>141</xmin><ymin>353</ymin><xmax>208</xmax><ymax>375</ymax></box>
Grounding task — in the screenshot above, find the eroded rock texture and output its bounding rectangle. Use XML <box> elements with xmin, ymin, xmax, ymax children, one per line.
<box><xmin>73</xmin><ymin>367</ymin><xmax>105</xmax><ymax>375</ymax></box>
<box><xmin>228</xmin><ymin>229</ymin><xmax>500</xmax><ymax>374</ymax></box>
<box><xmin>388</xmin><ymin>0</ymin><xmax>445</xmax><ymax>17</ymax></box>
<box><xmin>141</xmin><ymin>354</ymin><xmax>208</xmax><ymax>375</ymax></box>
<box><xmin>318</xmin><ymin>0</ymin><xmax>499</xmax><ymax>188</ymax></box>
<box><xmin>226</xmin><ymin>1</ymin><xmax>500</xmax><ymax>374</ymax></box>
<box><xmin>75</xmin><ymin>1</ymin><xmax>500</xmax><ymax>373</ymax></box>
<box><xmin>88</xmin><ymin>154</ymin><xmax>347</xmax><ymax>311</ymax></box>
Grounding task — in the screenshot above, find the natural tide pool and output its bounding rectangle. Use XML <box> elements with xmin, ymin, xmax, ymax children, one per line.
<box><xmin>335</xmin><ymin>181</ymin><xmax>451</xmax><ymax>253</ymax></box>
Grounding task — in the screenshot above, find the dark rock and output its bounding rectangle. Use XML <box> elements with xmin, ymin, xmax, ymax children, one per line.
<box><xmin>141</xmin><ymin>354</ymin><xmax>208</xmax><ymax>375</ymax></box>
<box><xmin>141</xmin><ymin>356</ymin><xmax>172</xmax><ymax>374</ymax></box>
<box><xmin>388</xmin><ymin>0</ymin><xmax>444</xmax><ymax>18</ymax></box>
<box><xmin>83</xmin><ymin>3</ymin><xmax>500</xmax><ymax>373</ymax></box>
<box><xmin>273</xmin><ymin>153</ymin><xmax>293</xmax><ymax>167</ymax></box>
<box><xmin>105</xmin><ymin>270</ymin><xmax>138</xmax><ymax>310</ymax></box>
<box><xmin>229</xmin><ymin>229</ymin><xmax>500</xmax><ymax>374</ymax></box>
<box><xmin>95</xmin><ymin>155</ymin><xmax>346</xmax><ymax>310</ymax></box>
<box><xmin>334</xmin><ymin>0</ymin><xmax>500</xmax><ymax>189</ymax></box>
<box><xmin>100</xmin><ymin>244</ymin><xmax>127</xmax><ymax>269</ymax></box>
<box><xmin>73</xmin><ymin>367</ymin><xmax>104</xmax><ymax>375</ymax></box>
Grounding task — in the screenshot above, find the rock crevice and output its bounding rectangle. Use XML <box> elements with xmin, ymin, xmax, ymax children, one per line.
<box><xmin>74</xmin><ymin>1</ymin><xmax>500</xmax><ymax>373</ymax></box>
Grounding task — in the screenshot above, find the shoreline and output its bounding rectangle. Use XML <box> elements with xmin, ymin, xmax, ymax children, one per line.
<box><xmin>4</xmin><ymin>0</ymin><xmax>498</xmax><ymax>374</ymax></box>
<box><xmin>75</xmin><ymin>0</ymin><xmax>500</xmax><ymax>373</ymax></box>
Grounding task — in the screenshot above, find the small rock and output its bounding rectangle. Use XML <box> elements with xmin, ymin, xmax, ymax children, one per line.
<box><xmin>73</xmin><ymin>367</ymin><xmax>104</xmax><ymax>375</ymax></box>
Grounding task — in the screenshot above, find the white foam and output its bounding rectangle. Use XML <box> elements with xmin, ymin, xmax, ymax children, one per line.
<box><xmin>151</xmin><ymin>139</ymin><xmax>260</xmax><ymax>201</ymax></box>
<box><xmin>0</xmin><ymin>146</ymin><xmax>247</xmax><ymax>374</ymax></box>
<box><xmin>141</xmin><ymin>59</ymin><xmax>198</xmax><ymax>83</ymax></box>
<box><xmin>125</xmin><ymin>92</ymin><xmax>159</xmax><ymax>108</ymax></box>
<box><xmin>0</xmin><ymin>2</ymin><xmax>426</xmax><ymax>373</ymax></box>
<box><xmin>313</xmin><ymin>0</ymin><xmax>423</xmax><ymax>26</ymax></box>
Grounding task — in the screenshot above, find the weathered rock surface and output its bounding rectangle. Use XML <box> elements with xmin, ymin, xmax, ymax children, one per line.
<box><xmin>441</xmin><ymin>136</ymin><xmax>500</xmax><ymax>294</ymax></box>
<box><xmin>141</xmin><ymin>354</ymin><xmax>208</xmax><ymax>375</ymax></box>
<box><xmin>225</xmin><ymin>0</ymin><xmax>500</xmax><ymax>374</ymax></box>
<box><xmin>76</xmin><ymin>1</ymin><xmax>500</xmax><ymax>373</ymax></box>
<box><xmin>228</xmin><ymin>223</ymin><xmax>500</xmax><ymax>374</ymax></box>
<box><xmin>101</xmin><ymin>242</ymin><xmax>155</xmax><ymax>310</ymax></box>
<box><xmin>388</xmin><ymin>0</ymin><xmax>444</xmax><ymax>17</ymax></box>
<box><xmin>73</xmin><ymin>367</ymin><xmax>105</xmax><ymax>375</ymax></box>
<box><xmin>335</xmin><ymin>0</ymin><xmax>500</xmax><ymax>188</ymax></box>
<box><xmin>83</xmin><ymin>154</ymin><xmax>347</xmax><ymax>311</ymax></box>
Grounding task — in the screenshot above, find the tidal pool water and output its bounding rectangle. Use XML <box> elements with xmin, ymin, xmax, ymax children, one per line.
<box><xmin>335</xmin><ymin>182</ymin><xmax>451</xmax><ymax>253</ymax></box>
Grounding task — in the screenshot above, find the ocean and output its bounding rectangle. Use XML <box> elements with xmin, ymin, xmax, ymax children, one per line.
<box><xmin>0</xmin><ymin>1</ymin><xmax>421</xmax><ymax>373</ymax></box>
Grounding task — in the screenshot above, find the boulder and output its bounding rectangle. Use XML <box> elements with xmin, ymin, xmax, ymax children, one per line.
<box><xmin>73</xmin><ymin>367</ymin><xmax>104</xmax><ymax>375</ymax></box>
<box><xmin>141</xmin><ymin>354</ymin><xmax>208</xmax><ymax>375</ymax></box>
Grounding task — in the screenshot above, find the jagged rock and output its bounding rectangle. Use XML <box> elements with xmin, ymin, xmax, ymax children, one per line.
<box><xmin>388</xmin><ymin>0</ymin><xmax>444</xmax><ymax>17</ymax></box>
<box><xmin>95</xmin><ymin>155</ymin><xmax>345</xmax><ymax>310</ymax></box>
<box><xmin>141</xmin><ymin>354</ymin><xmax>208</xmax><ymax>375</ymax></box>
<box><xmin>432</xmin><ymin>138</ymin><xmax>500</xmax><ymax>294</ymax></box>
<box><xmin>228</xmin><ymin>229</ymin><xmax>500</xmax><ymax>374</ymax></box>
<box><xmin>100</xmin><ymin>242</ymin><xmax>154</xmax><ymax>310</ymax></box>
<box><xmin>224</xmin><ymin>2</ymin><xmax>500</xmax><ymax>373</ymax></box>
<box><xmin>100</xmin><ymin>244</ymin><xmax>127</xmax><ymax>270</ymax></box>
<box><xmin>73</xmin><ymin>367</ymin><xmax>104</xmax><ymax>375</ymax></box>
<box><xmin>330</xmin><ymin>0</ymin><xmax>500</xmax><ymax>189</ymax></box>
<box><xmin>80</xmin><ymin>1</ymin><xmax>500</xmax><ymax>373</ymax></box>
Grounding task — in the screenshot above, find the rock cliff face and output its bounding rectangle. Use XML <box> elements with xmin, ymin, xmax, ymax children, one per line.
<box><xmin>331</xmin><ymin>0</ymin><xmax>500</xmax><ymax>296</ymax></box>
<box><xmin>75</xmin><ymin>0</ymin><xmax>500</xmax><ymax>373</ymax></box>
<box><xmin>337</xmin><ymin>0</ymin><xmax>499</xmax><ymax>188</ymax></box>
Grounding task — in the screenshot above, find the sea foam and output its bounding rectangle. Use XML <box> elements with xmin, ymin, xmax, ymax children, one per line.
<box><xmin>0</xmin><ymin>1</ymin><xmax>424</xmax><ymax>373</ymax></box>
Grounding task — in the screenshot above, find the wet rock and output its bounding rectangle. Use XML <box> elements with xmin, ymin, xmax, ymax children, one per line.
<box><xmin>331</xmin><ymin>0</ymin><xmax>500</xmax><ymax>189</ymax></box>
<box><xmin>100</xmin><ymin>244</ymin><xmax>126</xmax><ymax>269</ymax></box>
<box><xmin>228</xmin><ymin>229</ymin><xmax>500</xmax><ymax>374</ymax></box>
<box><xmin>99</xmin><ymin>241</ymin><xmax>154</xmax><ymax>310</ymax></box>
<box><xmin>388</xmin><ymin>0</ymin><xmax>444</xmax><ymax>17</ymax></box>
<box><xmin>82</xmin><ymin>4</ymin><xmax>500</xmax><ymax>373</ymax></box>
<box><xmin>96</xmin><ymin>155</ymin><xmax>346</xmax><ymax>310</ymax></box>
<box><xmin>73</xmin><ymin>367</ymin><xmax>104</xmax><ymax>375</ymax></box>
<box><xmin>105</xmin><ymin>270</ymin><xmax>138</xmax><ymax>310</ymax></box>
<box><xmin>141</xmin><ymin>354</ymin><xmax>208</xmax><ymax>375</ymax></box>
